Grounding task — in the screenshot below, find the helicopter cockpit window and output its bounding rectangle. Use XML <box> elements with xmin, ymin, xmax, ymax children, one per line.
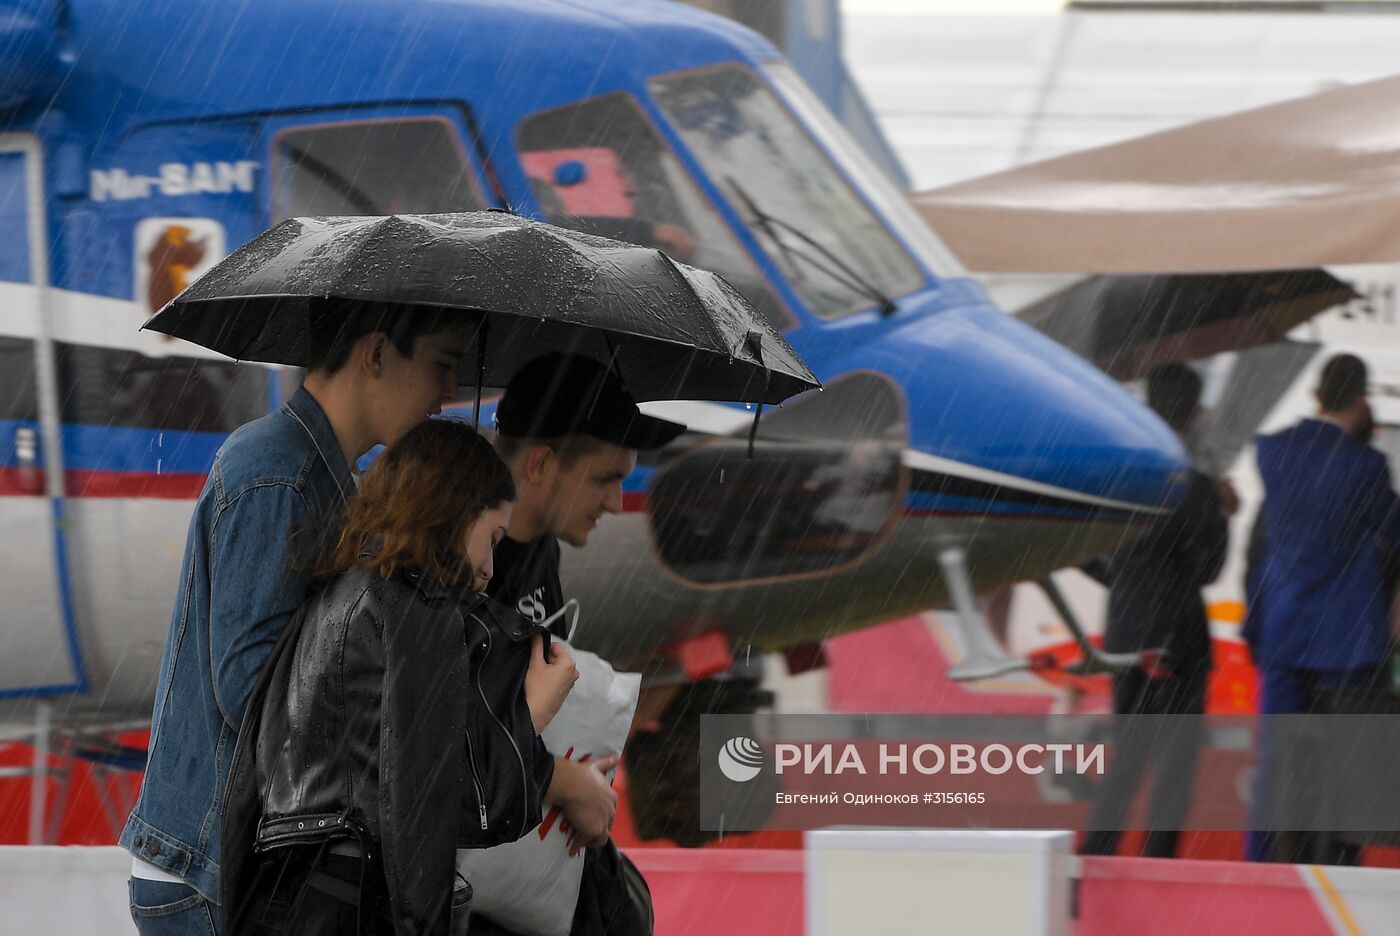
<box><xmin>516</xmin><ymin>92</ymin><xmax>795</xmax><ymax>332</ymax></box>
<box><xmin>271</xmin><ymin>118</ymin><xmax>484</xmax><ymax>220</ymax></box>
<box><xmin>269</xmin><ymin>117</ymin><xmax>486</xmax><ymax>402</ymax></box>
<box><xmin>650</xmin><ymin>64</ymin><xmax>926</xmax><ymax>321</ymax></box>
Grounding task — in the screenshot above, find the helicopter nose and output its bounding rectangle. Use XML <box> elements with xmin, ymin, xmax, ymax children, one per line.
<box><xmin>865</xmin><ymin>303</ymin><xmax>1189</xmax><ymax>514</ymax></box>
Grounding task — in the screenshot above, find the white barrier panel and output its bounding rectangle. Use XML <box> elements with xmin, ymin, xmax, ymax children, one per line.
<box><xmin>0</xmin><ymin>846</ymin><xmax>134</xmax><ymax>934</ymax></box>
<box><xmin>805</xmin><ymin>829</ymin><xmax>1073</xmax><ymax>936</ymax></box>
<box><xmin>1305</xmin><ymin>864</ymin><xmax>1400</xmax><ymax>936</ymax></box>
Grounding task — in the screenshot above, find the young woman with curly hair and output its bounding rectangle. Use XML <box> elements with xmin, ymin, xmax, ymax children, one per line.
<box><xmin>222</xmin><ymin>418</ymin><xmax>578</xmax><ymax>936</ymax></box>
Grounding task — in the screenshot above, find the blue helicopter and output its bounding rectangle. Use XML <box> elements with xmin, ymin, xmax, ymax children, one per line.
<box><xmin>0</xmin><ymin>0</ymin><xmax>1183</xmax><ymax>835</ymax></box>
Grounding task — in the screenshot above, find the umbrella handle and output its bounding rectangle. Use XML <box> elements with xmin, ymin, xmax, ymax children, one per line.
<box><xmin>747</xmin><ymin>402</ymin><xmax>762</xmax><ymax>459</ymax></box>
<box><xmin>473</xmin><ymin>316</ymin><xmax>490</xmax><ymax>431</ymax></box>
<box><xmin>743</xmin><ymin>328</ymin><xmax>768</xmax><ymax>460</ymax></box>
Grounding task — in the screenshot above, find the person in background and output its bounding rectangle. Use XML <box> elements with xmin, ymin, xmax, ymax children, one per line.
<box><xmin>1081</xmin><ymin>362</ymin><xmax>1229</xmax><ymax>859</ymax></box>
<box><xmin>1244</xmin><ymin>353</ymin><xmax>1400</xmax><ymax>863</ymax></box>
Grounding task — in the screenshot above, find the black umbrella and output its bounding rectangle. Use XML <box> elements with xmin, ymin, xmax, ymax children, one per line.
<box><xmin>142</xmin><ymin>212</ymin><xmax>820</xmax><ymax>414</ymax></box>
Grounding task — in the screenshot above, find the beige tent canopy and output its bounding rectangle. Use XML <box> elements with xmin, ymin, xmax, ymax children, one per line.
<box><xmin>912</xmin><ymin>73</ymin><xmax>1400</xmax><ymax>274</ymax></box>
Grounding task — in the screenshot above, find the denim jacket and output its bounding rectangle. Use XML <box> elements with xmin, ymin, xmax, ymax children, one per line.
<box><xmin>119</xmin><ymin>387</ymin><xmax>354</xmax><ymax>902</ymax></box>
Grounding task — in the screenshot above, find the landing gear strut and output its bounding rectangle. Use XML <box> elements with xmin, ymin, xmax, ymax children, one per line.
<box><xmin>1033</xmin><ymin>576</ymin><xmax>1154</xmax><ymax>676</ymax></box>
<box><xmin>937</xmin><ymin>545</ymin><xmax>1147</xmax><ymax>682</ymax></box>
<box><xmin>939</xmin><ymin>547</ymin><xmax>1030</xmax><ymax>681</ymax></box>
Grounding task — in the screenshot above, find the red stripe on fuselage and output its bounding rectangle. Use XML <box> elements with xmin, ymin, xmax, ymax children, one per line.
<box><xmin>0</xmin><ymin>468</ymin><xmax>206</xmax><ymax>499</ymax></box>
<box><xmin>0</xmin><ymin>467</ymin><xmax>45</xmax><ymax>496</ymax></box>
<box><xmin>65</xmin><ymin>470</ymin><xmax>207</xmax><ymax>499</ymax></box>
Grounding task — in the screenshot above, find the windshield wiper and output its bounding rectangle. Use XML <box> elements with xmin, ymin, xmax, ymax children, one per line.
<box><xmin>281</xmin><ymin>143</ymin><xmax>385</xmax><ymax>216</ymax></box>
<box><xmin>727</xmin><ymin>177</ymin><xmax>897</xmax><ymax>317</ymax></box>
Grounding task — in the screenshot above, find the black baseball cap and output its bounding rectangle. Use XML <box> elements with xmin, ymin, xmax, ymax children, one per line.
<box><xmin>494</xmin><ymin>353</ymin><xmax>687</xmax><ymax>451</ymax></box>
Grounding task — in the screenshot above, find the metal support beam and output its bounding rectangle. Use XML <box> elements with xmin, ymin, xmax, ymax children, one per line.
<box><xmin>939</xmin><ymin>547</ymin><xmax>1030</xmax><ymax>681</ymax></box>
<box><xmin>29</xmin><ymin>703</ymin><xmax>51</xmax><ymax>845</ymax></box>
<box><xmin>44</xmin><ymin>758</ymin><xmax>73</xmax><ymax>845</ymax></box>
<box><xmin>1036</xmin><ymin>576</ymin><xmax>1145</xmax><ymax>675</ymax></box>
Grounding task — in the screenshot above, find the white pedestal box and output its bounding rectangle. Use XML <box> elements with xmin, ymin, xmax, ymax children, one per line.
<box><xmin>804</xmin><ymin>829</ymin><xmax>1074</xmax><ymax>936</ymax></box>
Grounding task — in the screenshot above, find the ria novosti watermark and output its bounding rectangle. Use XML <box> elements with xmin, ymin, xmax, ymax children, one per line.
<box><xmin>698</xmin><ymin>713</ymin><xmax>1400</xmax><ymax>836</ymax></box>
<box><xmin>761</xmin><ymin>740</ymin><xmax>1105</xmax><ymax>778</ymax></box>
<box><xmin>718</xmin><ymin>737</ymin><xmax>765</xmax><ymax>782</ymax></box>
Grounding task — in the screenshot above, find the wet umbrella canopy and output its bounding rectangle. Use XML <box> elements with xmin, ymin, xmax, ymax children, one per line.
<box><xmin>142</xmin><ymin>211</ymin><xmax>818</xmax><ymax>406</ymax></box>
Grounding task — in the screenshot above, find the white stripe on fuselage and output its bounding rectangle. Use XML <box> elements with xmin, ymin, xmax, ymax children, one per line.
<box><xmin>0</xmin><ymin>280</ymin><xmax>276</xmax><ymax>362</ymax></box>
<box><xmin>639</xmin><ymin>399</ymin><xmax>1167</xmax><ymax>515</ymax></box>
<box><xmin>901</xmin><ymin>449</ymin><xmax>1167</xmax><ymax>515</ymax></box>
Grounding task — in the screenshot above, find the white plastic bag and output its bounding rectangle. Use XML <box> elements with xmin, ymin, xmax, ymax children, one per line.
<box><xmin>456</xmin><ymin>637</ymin><xmax>640</xmax><ymax>936</ymax></box>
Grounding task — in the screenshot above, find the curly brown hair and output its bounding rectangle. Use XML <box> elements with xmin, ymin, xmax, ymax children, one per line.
<box><xmin>313</xmin><ymin>418</ymin><xmax>515</xmax><ymax>587</ymax></box>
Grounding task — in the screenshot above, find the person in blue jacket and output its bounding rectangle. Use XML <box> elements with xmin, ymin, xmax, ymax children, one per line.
<box><xmin>1245</xmin><ymin>353</ymin><xmax>1400</xmax><ymax>862</ymax></box>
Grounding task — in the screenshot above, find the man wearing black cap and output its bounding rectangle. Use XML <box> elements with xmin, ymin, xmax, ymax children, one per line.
<box><xmin>480</xmin><ymin>353</ymin><xmax>685</xmax><ymax>936</ymax></box>
<box><xmin>491</xmin><ymin>352</ymin><xmax>685</xmax><ymax>633</ymax></box>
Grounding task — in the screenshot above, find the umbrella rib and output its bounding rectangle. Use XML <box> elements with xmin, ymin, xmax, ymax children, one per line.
<box><xmin>602</xmin><ymin>332</ymin><xmax>624</xmax><ymax>388</ymax></box>
<box><xmin>654</xmin><ymin>250</ymin><xmax>728</xmax><ymax>350</ymax></box>
<box><xmin>458</xmin><ymin>231</ymin><xmax>547</xmax><ymax>319</ymax></box>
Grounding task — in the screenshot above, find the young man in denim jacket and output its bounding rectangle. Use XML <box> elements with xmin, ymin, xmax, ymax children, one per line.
<box><xmin>119</xmin><ymin>303</ymin><xmax>472</xmax><ymax>934</ymax></box>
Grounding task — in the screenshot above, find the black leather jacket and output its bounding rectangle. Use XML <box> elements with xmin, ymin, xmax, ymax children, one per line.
<box><xmin>221</xmin><ymin>566</ymin><xmax>555</xmax><ymax>936</ymax></box>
